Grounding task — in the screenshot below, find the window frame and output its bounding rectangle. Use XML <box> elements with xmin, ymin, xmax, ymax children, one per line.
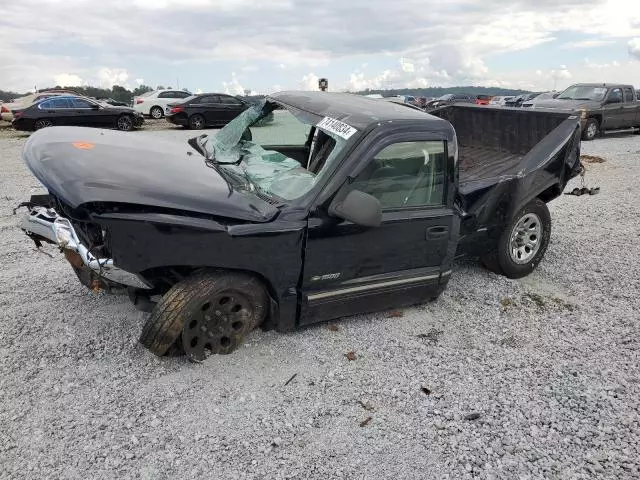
<box><xmin>623</xmin><ymin>87</ymin><xmax>634</xmax><ymax>103</ymax></box>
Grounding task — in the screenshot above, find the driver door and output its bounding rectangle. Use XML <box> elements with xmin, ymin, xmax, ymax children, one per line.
<box><xmin>603</xmin><ymin>87</ymin><xmax>624</xmax><ymax>129</ymax></box>
<box><xmin>300</xmin><ymin>134</ymin><xmax>458</xmax><ymax>325</ymax></box>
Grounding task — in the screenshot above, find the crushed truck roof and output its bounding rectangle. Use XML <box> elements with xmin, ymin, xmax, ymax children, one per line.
<box><xmin>267</xmin><ymin>91</ymin><xmax>451</xmax><ymax>131</ymax></box>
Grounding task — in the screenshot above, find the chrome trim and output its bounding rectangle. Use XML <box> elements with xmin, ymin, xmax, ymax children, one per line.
<box><xmin>20</xmin><ymin>206</ymin><xmax>152</xmax><ymax>289</ymax></box>
<box><xmin>441</xmin><ymin>270</ymin><xmax>452</xmax><ymax>277</ymax></box>
<box><xmin>308</xmin><ymin>273</ymin><xmax>440</xmax><ymax>301</ymax></box>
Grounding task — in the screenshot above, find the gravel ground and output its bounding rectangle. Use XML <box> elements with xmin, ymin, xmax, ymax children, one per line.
<box><xmin>0</xmin><ymin>124</ymin><xmax>639</xmax><ymax>480</ymax></box>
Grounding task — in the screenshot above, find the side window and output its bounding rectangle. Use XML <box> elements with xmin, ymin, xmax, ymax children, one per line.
<box><xmin>623</xmin><ymin>88</ymin><xmax>634</xmax><ymax>103</ymax></box>
<box><xmin>48</xmin><ymin>98</ymin><xmax>73</xmax><ymax>108</ymax></box>
<box><xmin>38</xmin><ymin>100</ymin><xmax>52</xmax><ymax>109</ymax></box>
<box><xmin>157</xmin><ymin>91</ymin><xmax>174</xmax><ymax>98</ymax></box>
<box><xmin>351</xmin><ymin>141</ymin><xmax>447</xmax><ymax>209</ymax></box>
<box><xmin>175</xmin><ymin>91</ymin><xmax>191</xmax><ymax>98</ymax></box>
<box><xmin>72</xmin><ymin>98</ymin><xmax>94</xmax><ymax>108</ymax></box>
<box><xmin>198</xmin><ymin>95</ymin><xmax>220</xmax><ymax>104</ymax></box>
<box><xmin>608</xmin><ymin>88</ymin><xmax>622</xmax><ymax>103</ymax></box>
<box><xmin>219</xmin><ymin>96</ymin><xmax>242</xmax><ymax>105</ymax></box>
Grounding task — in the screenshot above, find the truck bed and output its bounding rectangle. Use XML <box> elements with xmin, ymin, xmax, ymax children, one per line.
<box><xmin>430</xmin><ymin>104</ymin><xmax>582</xmax><ymax>255</ymax></box>
<box><xmin>458</xmin><ymin>146</ymin><xmax>523</xmax><ymax>189</ymax></box>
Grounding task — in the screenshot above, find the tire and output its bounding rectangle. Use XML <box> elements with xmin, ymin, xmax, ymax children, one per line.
<box><xmin>150</xmin><ymin>106</ymin><xmax>163</xmax><ymax>119</ymax></box>
<box><xmin>188</xmin><ymin>114</ymin><xmax>205</xmax><ymax>130</ymax></box>
<box><xmin>139</xmin><ymin>270</ymin><xmax>268</xmax><ymax>361</ymax></box>
<box><xmin>34</xmin><ymin>119</ymin><xmax>53</xmax><ymax>130</ymax></box>
<box><xmin>116</xmin><ymin>114</ymin><xmax>134</xmax><ymax>131</ymax></box>
<box><xmin>581</xmin><ymin>118</ymin><xmax>599</xmax><ymax>141</ymax></box>
<box><xmin>481</xmin><ymin>198</ymin><xmax>551</xmax><ymax>279</ymax></box>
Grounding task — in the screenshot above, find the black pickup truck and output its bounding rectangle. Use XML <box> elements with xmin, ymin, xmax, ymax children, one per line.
<box><xmin>17</xmin><ymin>93</ymin><xmax>583</xmax><ymax>361</ymax></box>
<box><xmin>529</xmin><ymin>83</ymin><xmax>640</xmax><ymax>140</ymax></box>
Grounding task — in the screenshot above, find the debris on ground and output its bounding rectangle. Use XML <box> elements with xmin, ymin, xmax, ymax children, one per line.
<box><xmin>345</xmin><ymin>351</ymin><xmax>357</xmax><ymax>361</ymax></box>
<box><xmin>327</xmin><ymin>324</ymin><xmax>339</xmax><ymax>332</ymax></box>
<box><xmin>359</xmin><ymin>416</ymin><xmax>372</xmax><ymax>427</ymax></box>
<box><xmin>580</xmin><ymin>154</ymin><xmax>606</xmax><ymax>163</ymax></box>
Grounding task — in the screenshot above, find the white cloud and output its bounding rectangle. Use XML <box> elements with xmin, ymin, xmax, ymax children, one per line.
<box><xmin>96</xmin><ymin>67</ymin><xmax>129</xmax><ymax>88</ymax></box>
<box><xmin>300</xmin><ymin>73</ymin><xmax>320</xmax><ymax>91</ymax></box>
<box><xmin>54</xmin><ymin>73</ymin><xmax>84</xmax><ymax>87</ymax></box>
<box><xmin>135</xmin><ymin>78</ymin><xmax>145</xmax><ymax>85</ymax></box>
<box><xmin>400</xmin><ymin>58</ymin><xmax>415</xmax><ymax>73</ymax></box>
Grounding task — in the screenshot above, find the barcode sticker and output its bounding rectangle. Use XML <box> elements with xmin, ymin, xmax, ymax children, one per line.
<box><xmin>317</xmin><ymin>116</ymin><xmax>357</xmax><ymax>140</ymax></box>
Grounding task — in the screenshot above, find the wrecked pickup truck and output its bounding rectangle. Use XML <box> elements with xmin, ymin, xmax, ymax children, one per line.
<box><xmin>17</xmin><ymin>92</ymin><xmax>583</xmax><ymax>361</ymax></box>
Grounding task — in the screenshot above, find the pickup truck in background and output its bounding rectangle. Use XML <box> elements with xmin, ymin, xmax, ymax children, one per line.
<box><xmin>17</xmin><ymin>93</ymin><xmax>583</xmax><ymax>361</ymax></box>
<box><xmin>529</xmin><ymin>83</ymin><xmax>640</xmax><ymax>140</ymax></box>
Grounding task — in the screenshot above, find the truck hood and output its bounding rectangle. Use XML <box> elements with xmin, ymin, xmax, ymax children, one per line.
<box><xmin>22</xmin><ymin>126</ymin><xmax>279</xmax><ymax>222</ymax></box>
<box><xmin>530</xmin><ymin>99</ymin><xmax>599</xmax><ymax>110</ymax></box>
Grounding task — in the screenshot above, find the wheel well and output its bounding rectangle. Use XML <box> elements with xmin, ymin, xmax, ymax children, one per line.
<box><xmin>588</xmin><ymin>114</ymin><xmax>601</xmax><ymax>125</ymax></box>
<box><xmin>138</xmin><ymin>265</ymin><xmax>280</xmax><ymax>327</ymax></box>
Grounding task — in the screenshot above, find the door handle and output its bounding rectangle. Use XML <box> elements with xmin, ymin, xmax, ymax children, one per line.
<box><xmin>426</xmin><ymin>226</ymin><xmax>449</xmax><ymax>239</ymax></box>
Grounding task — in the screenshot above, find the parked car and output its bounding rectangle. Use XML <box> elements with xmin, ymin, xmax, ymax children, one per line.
<box><xmin>12</xmin><ymin>95</ymin><xmax>144</xmax><ymax>132</ymax></box>
<box><xmin>521</xmin><ymin>91</ymin><xmax>557</xmax><ymax>108</ymax></box>
<box><xmin>528</xmin><ymin>83</ymin><xmax>640</xmax><ymax>140</ymax></box>
<box><xmin>164</xmin><ymin>93</ymin><xmax>255</xmax><ymax>129</ymax></box>
<box><xmin>133</xmin><ymin>89</ymin><xmax>193</xmax><ymax>119</ymax></box>
<box><xmin>17</xmin><ymin>92</ymin><xmax>583</xmax><ymax>361</ymax></box>
<box><xmin>504</xmin><ymin>93</ymin><xmax>538</xmax><ymax>107</ymax></box>
<box><xmin>425</xmin><ymin>93</ymin><xmax>474</xmax><ymax>108</ymax></box>
<box><xmin>488</xmin><ymin>96</ymin><xmax>512</xmax><ymax>106</ymax></box>
<box><xmin>1</xmin><ymin>89</ymin><xmax>78</xmax><ymax>122</ymax></box>
<box><xmin>474</xmin><ymin>94</ymin><xmax>493</xmax><ymax>105</ymax></box>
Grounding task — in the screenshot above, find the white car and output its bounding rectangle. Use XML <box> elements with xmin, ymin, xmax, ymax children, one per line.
<box><xmin>132</xmin><ymin>89</ymin><xmax>192</xmax><ymax>119</ymax></box>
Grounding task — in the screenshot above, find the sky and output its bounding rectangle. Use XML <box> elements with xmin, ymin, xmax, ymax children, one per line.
<box><xmin>2</xmin><ymin>0</ymin><xmax>640</xmax><ymax>95</ymax></box>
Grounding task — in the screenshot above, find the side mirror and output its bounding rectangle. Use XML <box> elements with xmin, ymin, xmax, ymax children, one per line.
<box><xmin>328</xmin><ymin>189</ymin><xmax>381</xmax><ymax>228</ymax></box>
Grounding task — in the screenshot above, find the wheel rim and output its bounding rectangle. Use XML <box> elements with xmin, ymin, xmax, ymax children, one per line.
<box><xmin>191</xmin><ymin>116</ymin><xmax>203</xmax><ymax>128</ymax></box>
<box><xmin>509</xmin><ymin>213</ymin><xmax>542</xmax><ymax>264</ymax></box>
<box><xmin>181</xmin><ymin>290</ymin><xmax>255</xmax><ymax>361</ymax></box>
<box><xmin>117</xmin><ymin>116</ymin><xmax>132</xmax><ymax>130</ymax></box>
<box><xmin>151</xmin><ymin>108</ymin><xmax>162</xmax><ymax>119</ymax></box>
<box><xmin>35</xmin><ymin>119</ymin><xmax>52</xmax><ymax>129</ymax></box>
<box><xmin>587</xmin><ymin>122</ymin><xmax>597</xmax><ymax>138</ymax></box>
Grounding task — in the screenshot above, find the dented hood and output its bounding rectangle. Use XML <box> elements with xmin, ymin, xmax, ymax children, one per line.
<box><xmin>22</xmin><ymin>127</ymin><xmax>278</xmax><ymax>222</ymax></box>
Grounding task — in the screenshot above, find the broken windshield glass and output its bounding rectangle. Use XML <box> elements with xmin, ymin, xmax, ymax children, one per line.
<box><xmin>198</xmin><ymin>101</ymin><xmax>351</xmax><ymax>201</ymax></box>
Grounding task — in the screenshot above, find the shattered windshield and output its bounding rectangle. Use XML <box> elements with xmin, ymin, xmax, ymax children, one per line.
<box><xmin>198</xmin><ymin>100</ymin><xmax>350</xmax><ymax>201</ymax></box>
<box><xmin>557</xmin><ymin>86</ymin><xmax>607</xmax><ymax>101</ymax></box>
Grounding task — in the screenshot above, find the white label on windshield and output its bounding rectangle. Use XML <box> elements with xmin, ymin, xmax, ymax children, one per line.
<box><xmin>317</xmin><ymin>116</ymin><xmax>357</xmax><ymax>140</ymax></box>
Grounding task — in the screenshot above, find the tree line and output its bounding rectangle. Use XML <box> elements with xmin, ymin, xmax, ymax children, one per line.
<box><xmin>0</xmin><ymin>84</ymin><xmax>162</xmax><ymax>103</ymax></box>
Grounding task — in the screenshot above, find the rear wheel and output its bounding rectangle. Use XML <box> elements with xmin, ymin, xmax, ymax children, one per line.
<box><xmin>34</xmin><ymin>119</ymin><xmax>53</xmax><ymax>130</ymax></box>
<box><xmin>188</xmin><ymin>114</ymin><xmax>205</xmax><ymax>130</ymax></box>
<box><xmin>150</xmin><ymin>106</ymin><xmax>163</xmax><ymax>119</ymax></box>
<box><xmin>582</xmin><ymin>118</ymin><xmax>599</xmax><ymax>141</ymax></box>
<box><xmin>482</xmin><ymin>198</ymin><xmax>551</xmax><ymax>279</ymax></box>
<box><xmin>116</xmin><ymin>114</ymin><xmax>134</xmax><ymax>131</ymax></box>
<box><xmin>139</xmin><ymin>271</ymin><xmax>268</xmax><ymax>361</ymax></box>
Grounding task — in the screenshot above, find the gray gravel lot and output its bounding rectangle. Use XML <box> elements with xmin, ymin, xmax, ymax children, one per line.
<box><xmin>0</xmin><ymin>123</ymin><xmax>639</xmax><ymax>480</ymax></box>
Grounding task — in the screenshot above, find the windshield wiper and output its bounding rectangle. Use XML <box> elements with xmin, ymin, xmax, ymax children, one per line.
<box><xmin>573</xmin><ymin>98</ymin><xmax>593</xmax><ymax>101</ymax></box>
<box><xmin>557</xmin><ymin>96</ymin><xmax>572</xmax><ymax>100</ymax></box>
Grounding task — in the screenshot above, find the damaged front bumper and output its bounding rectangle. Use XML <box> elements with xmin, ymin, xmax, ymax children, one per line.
<box><xmin>19</xmin><ymin>206</ymin><xmax>152</xmax><ymax>290</ymax></box>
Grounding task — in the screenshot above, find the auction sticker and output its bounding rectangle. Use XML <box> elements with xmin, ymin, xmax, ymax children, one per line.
<box><xmin>317</xmin><ymin>116</ymin><xmax>357</xmax><ymax>140</ymax></box>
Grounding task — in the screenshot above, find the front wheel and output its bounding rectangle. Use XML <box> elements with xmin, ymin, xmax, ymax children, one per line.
<box><xmin>116</xmin><ymin>114</ymin><xmax>134</xmax><ymax>131</ymax></box>
<box><xmin>139</xmin><ymin>271</ymin><xmax>268</xmax><ymax>361</ymax></box>
<box><xmin>482</xmin><ymin>198</ymin><xmax>551</xmax><ymax>279</ymax></box>
<box><xmin>582</xmin><ymin>118</ymin><xmax>599</xmax><ymax>141</ymax></box>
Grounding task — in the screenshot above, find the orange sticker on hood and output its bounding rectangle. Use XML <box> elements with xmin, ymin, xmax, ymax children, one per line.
<box><xmin>72</xmin><ymin>142</ymin><xmax>95</xmax><ymax>150</ymax></box>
